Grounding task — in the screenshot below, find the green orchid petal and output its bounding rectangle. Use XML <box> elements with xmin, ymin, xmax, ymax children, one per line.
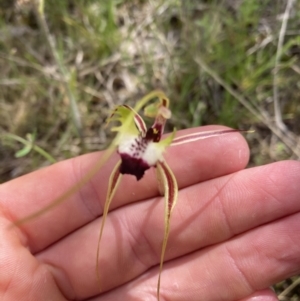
<box><xmin>156</xmin><ymin>160</ymin><xmax>178</xmax><ymax>301</ymax></box>
<box><xmin>96</xmin><ymin>160</ymin><xmax>122</xmax><ymax>289</ymax></box>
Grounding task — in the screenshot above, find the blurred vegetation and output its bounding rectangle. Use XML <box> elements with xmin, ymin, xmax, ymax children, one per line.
<box><xmin>0</xmin><ymin>0</ymin><xmax>299</xmax><ymax>299</ymax></box>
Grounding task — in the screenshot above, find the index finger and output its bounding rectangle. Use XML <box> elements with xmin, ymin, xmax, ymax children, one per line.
<box><xmin>0</xmin><ymin>126</ymin><xmax>250</xmax><ymax>252</ymax></box>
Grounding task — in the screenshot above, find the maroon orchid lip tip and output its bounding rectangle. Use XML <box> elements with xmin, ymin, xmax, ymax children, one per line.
<box><xmin>119</xmin><ymin>153</ymin><xmax>151</xmax><ymax>181</ymax></box>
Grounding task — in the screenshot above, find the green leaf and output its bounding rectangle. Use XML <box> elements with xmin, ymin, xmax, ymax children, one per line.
<box><xmin>15</xmin><ymin>144</ymin><xmax>33</xmax><ymax>158</ymax></box>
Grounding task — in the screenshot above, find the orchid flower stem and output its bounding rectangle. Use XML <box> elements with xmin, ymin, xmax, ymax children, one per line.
<box><xmin>12</xmin><ymin>145</ymin><xmax>116</xmax><ymax>228</ymax></box>
<box><xmin>134</xmin><ymin>90</ymin><xmax>169</xmax><ymax>113</ymax></box>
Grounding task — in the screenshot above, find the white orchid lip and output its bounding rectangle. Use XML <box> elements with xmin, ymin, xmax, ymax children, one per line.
<box><xmin>117</xmin><ymin>128</ymin><xmax>166</xmax><ymax>180</ymax></box>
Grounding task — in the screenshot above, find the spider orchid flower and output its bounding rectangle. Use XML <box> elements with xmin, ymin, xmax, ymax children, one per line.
<box><xmin>97</xmin><ymin>91</ymin><xmax>247</xmax><ymax>300</ymax></box>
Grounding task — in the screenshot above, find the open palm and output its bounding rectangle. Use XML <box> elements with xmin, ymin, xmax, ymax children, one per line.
<box><xmin>0</xmin><ymin>126</ymin><xmax>299</xmax><ymax>301</ymax></box>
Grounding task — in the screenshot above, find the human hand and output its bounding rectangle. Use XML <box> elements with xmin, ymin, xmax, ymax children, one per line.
<box><xmin>0</xmin><ymin>126</ymin><xmax>299</xmax><ymax>301</ymax></box>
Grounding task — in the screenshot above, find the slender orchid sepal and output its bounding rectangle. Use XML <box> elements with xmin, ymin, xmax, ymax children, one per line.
<box><xmin>171</xmin><ymin>129</ymin><xmax>253</xmax><ymax>146</ymax></box>
<box><xmin>156</xmin><ymin>160</ymin><xmax>178</xmax><ymax>301</ymax></box>
<box><xmin>96</xmin><ymin>160</ymin><xmax>122</xmax><ymax>288</ymax></box>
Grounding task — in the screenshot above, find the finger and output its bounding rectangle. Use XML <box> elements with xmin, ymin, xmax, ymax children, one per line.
<box><xmin>36</xmin><ymin>161</ymin><xmax>300</xmax><ymax>299</ymax></box>
<box><xmin>88</xmin><ymin>289</ymin><xmax>280</xmax><ymax>301</ymax></box>
<box><xmin>1</xmin><ymin>126</ymin><xmax>249</xmax><ymax>252</ymax></box>
<box><xmin>88</xmin><ymin>212</ymin><xmax>300</xmax><ymax>301</ymax></box>
<box><xmin>0</xmin><ymin>214</ymin><xmax>67</xmax><ymax>301</ymax></box>
<box><xmin>237</xmin><ymin>288</ymin><xmax>278</xmax><ymax>301</ymax></box>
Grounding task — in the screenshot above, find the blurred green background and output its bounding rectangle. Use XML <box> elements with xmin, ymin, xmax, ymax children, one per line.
<box><xmin>0</xmin><ymin>0</ymin><xmax>299</xmax><ymax>299</ymax></box>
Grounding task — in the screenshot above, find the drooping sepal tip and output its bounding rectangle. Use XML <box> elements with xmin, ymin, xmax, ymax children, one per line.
<box><xmin>156</xmin><ymin>160</ymin><xmax>178</xmax><ymax>301</ymax></box>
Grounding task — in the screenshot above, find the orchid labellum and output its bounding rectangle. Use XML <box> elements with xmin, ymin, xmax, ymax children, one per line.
<box><xmin>13</xmin><ymin>91</ymin><xmax>248</xmax><ymax>301</ymax></box>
